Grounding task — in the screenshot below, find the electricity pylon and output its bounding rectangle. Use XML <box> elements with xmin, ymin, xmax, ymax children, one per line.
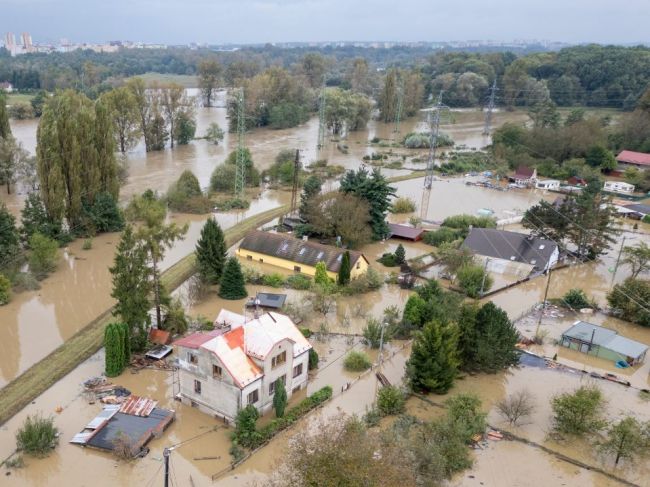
<box><xmin>482</xmin><ymin>80</ymin><xmax>498</xmax><ymax>136</ymax></box>
<box><xmin>234</xmin><ymin>88</ymin><xmax>246</xmax><ymax>197</ymax></box>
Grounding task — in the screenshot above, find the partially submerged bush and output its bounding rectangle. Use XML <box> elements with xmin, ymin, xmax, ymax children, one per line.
<box><xmin>16</xmin><ymin>414</ymin><xmax>59</xmax><ymax>457</ymax></box>
<box><xmin>286</xmin><ymin>273</ymin><xmax>312</xmax><ymax>290</ymax></box>
<box><xmin>167</xmin><ymin>170</ymin><xmax>211</xmax><ymax>214</ymax></box>
<box><xmin>262</xmin><ymin>273</ymin><xmax>286</xmax><ymax>288</ymax></box>
<box><xmin>377</xmin><ymin>386</ymin><xmax>406</xmax><ymax>416</ymax></box>
<box><xmin>391</xmin><ymin>197</ymin><xmax>417</xmax><ymax>213</ymax></box>
<box><xmin>562</xmin><ymin>288</ymin><xmax>593</xmax><ymax>309</ymax></box>
<box><xmin>423</xmin><ymin>227</ymin><xmax>462</xmax><ymax>247</ymax></box>
<box><xmin>343</xmin><ymin>351</ymin><xmax>372</xmax><ymax>372</ymax></box>
<box><xmin>551</xmin><ymin>385</ymin><xmax>606</xmax><ymax>437</ymax></box>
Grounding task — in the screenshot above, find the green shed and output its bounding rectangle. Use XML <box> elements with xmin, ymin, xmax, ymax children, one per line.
<box><xmin>560</xmin><ymin>321</ymin><xmax>648</xmax><ymax>365</ymax></box>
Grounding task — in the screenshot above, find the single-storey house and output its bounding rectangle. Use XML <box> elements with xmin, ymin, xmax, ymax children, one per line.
<box><xmin>623</xmin><ymin>203</ymin><xmax>650</xmax><ymax>218</ymax></box>
<box><xmin>388</xmin><ymin>223</ymin><xmax>424</xmax><ymax>241</ymax></box>
<box><xmin>567</xmin><ymin>176</ymin><xmax>587</xmax><ymax>187</ymax></box>
<box><xmin>462</xmin><ymin>228</ymin><xmax>559</xmax><ymax>274</ymax></box>
<box><xmin>237</xmin><ymin>230</ymin><xmax>369</xmax><ymax>280</ymax></box>
<box><xmin>173</xmin><ymin>310</ymin><xmax>312</xmax><ymax>423</ymax></box>
<box><xmin>535</xmin><ymin>179</ymin><xmax>560</xmax><ymax>190</ymax></box>
<box><xmin>0</xmin><ymin>82</ymin><xmax>13</xmax><ymax>93</ymax></box>
<box><xmin>604</xmin><ymin>180</ymin><xmax>635</xmax><ymax>194</ymax></box>
<box><xmin>513</xmin><ymin>166</ymin><xmax>537</xmax><ymax>187</ymax></box>
<box><xmin>616</xmin><ymin>150</ymin><xmax>650</xmax><ymax>170</ymax></box>
<box><xmin>560</xmin><ymin>321</ymin><xmax>648</xmax><ymax>365</ymax></box>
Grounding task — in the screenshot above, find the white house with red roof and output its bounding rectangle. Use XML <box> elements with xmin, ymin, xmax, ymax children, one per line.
<box><xmin>513</xmin><ymin>165</ymin><xmax>537</xmax><ymax>187</ymax></box>
<box><xmin>173</xmin><ymin>310</ymin><xmax>311</xmax><ymax>422</ymax></box>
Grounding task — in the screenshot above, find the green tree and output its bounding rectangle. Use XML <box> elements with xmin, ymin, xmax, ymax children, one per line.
<box><xmin>456</xmin><ymin>263</ymin><xmax>492</xmax><ymax>298</ymax></box>
<box><xmin>36</xmin><ymin>90</ymin><xmax>119</xmax><ymax>226</ymax></box>
<box><xmin>337</xmin><ymin>251</ymin><xmax>351</xmax><ymax>285</ymax></box>
<box><xmin>273</xmin><ymin>379</ymin><xmax>288</xmax><ymax>418</ymax></box>
<box><xmin>0</xmin><ymin>136</ymin><xmax>29</xmax><ymax>195</ymax></box>
<box><xmin>101</xmin><ymin>87</ymin><xmax>140</xmax><ymax>153</ymax></box>
<box><xmin>551</xmin><ymin>385</ymin><xmax>606</xmax><ymax>436</ymax></box>
<box><xmin>82</xmin><ymin>192</ymin><xmax>124</xmax><ymax>234</ymax></box>
<box><xmin>198</xmin><ymin>59</ymin><xmax>222</xmax><ymax>107</ymax></box>
<box><xmin>210</xmin><ymin>148</ymin><xmax>260</xmax><ymax>192</ymax></box>
<box><xmin>622</xmin><ymin>242</ymin><xmax>650</xmax><ymax>278</ymax></box>
<box><xmin>406</xmin><ymin>320</ymin><xmax>460</xmax><ymax>394</ymax></box>
<box><xmin>586</xmin><ymin>145</ymin><xmax>617</xmax><ymax>171</ymax></box>
<box><xmin>378</xmin><ymin>69</ymin><xmax>398</xmax><ymax>123</ymax></box>
<box><xmin>0</xmin><ymin>203</ymin><xmax>21</xmax><ymax>271</ymax></box>
<box><xmin>166</xmin><ymin>170</ymin><xmax>207</xmax><ymax>212</ymax></box>
<box><xmin>162</xmin><ymin>297</ymin><xmax>188</xmax><ymax>334</ymax></box>
<box><xmin>314</xmin><ymin>261</ymin><xmax>331</xmax><ymax>287</ymax></box>
<box><xmin>299</xmin><ymin>175</ymin><xmax>321</xmax><ymax>220</ymax></box>
<box><xmin>219</xmin><ymin>257</ymin><xmax>248</xmax><ymax>300</ymax></box>
<box><xmin>528</xmin><ymin>100</ymin><xmax>560</xmax><ymax>128</ymax></box>
<box><xmin>308</xmin><ymin>348</ymin><xmax>319</xmax><ymax>370</ymax></box>
<box><xmin>445</xmin><ymin>394</ymin><xmax>487</xmax><ymax>443</ymax></box>
<box><xmin>30</xmin><ymin>90</ymin><xmax>48</xmax><ymax>117</ymax></box>
<box><xmin>598</xmin><ymin>416</ymin><xmax>650</xmax><ymax>466</ymax></box>
<box><xmin>608</xmin><ymin>278</ymin><xmax>650</xmax><ymax>327</ymax></box>
<box><xmin>233</xmin><ymin>404</ymin><xmax>260</xmax><ymax>448</ymax></box>
<box><xmin>196</xmin><ymin>218</ymin><xmax>227</xmax><ymax>285</ymax></box>
<box><xmin>395</xmin><ymin>244</ymin><xmax>406</xmax><ymax>265</ymax></box>
<box><xmin>15</xmin><ymin>414</ymin><xmax>58</xmax><ymax>457</ymax></box>
<box><xmin>174</xmin><ymin>110</ymin><xmax>196</xmax><ymax>145</ymax></box>
<box><xmin>304</xmin><ymin>193</ymin><xmax>373</xmax><ymax>248</ymax></box>
<box><xmin>128</xmin><ymin>192</ymin><xmax>188</xmax><ymax>327</ymax></box>
<box><xmin>20</xmin><ymin>192</ymin><xmax>64</xmax><ymax>244</ymax></box>
<box><xmin>28</xmin><ymin>232</ymin><xmax>59</xmax><ymax>279</ymax></box>
<box><xmin>377</xmin><ymin>386</ymin><xmax>406</xmax><ymax>416</ymax></box>
<box><xmin>339</xmin><ymin>166</ymin><xmax>396</xmax><ymax>240</ymax></box>
<box><xmin>460</xmin><ymin>302</ymin><xmax>519</xmax><ymax>372</ymax></box>
<box><xmin>564</xmin><ymin>108</ymin><xmax>585</xmax><ymax>126</ymax></box>
<box><xmin>104</xmin><ymin>322</ymin><xmax>125</xmax><ymax>377</ymax></box>
<box><xmin>324</xmin><ymin>87</ymin><xmax>372</xmax><ymax>134</ymax></box>
<box><xmin>110</xmin><ymin>225</ymin><xmax>152</xmax><ymax>352</ymax></box>
<box><xmin>205</xmin><ymin>122</ymin><xmax>224</xmax><ymax>145</ymax></box>
<box><xmin>0</xmin><ymin>90</ymin><xmax>11</xmax><ymax>139</ymax></box>
<box><xmin>0</xmin><ymin>273</ymin><xmax>11</xmax><ymax>305</ymax></box>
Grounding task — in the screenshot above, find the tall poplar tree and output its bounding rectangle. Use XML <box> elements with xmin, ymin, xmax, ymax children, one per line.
<box><xmin>0</xmin><ymin>203</ymin><xmax>21</xmax><ymax>271</ymax></box>
<box><xmin>101</xmin><ymin>86</ymin><xmax>141</xmax><ymax>153</ymax></box>
<box><xmin>0</xmin><ymin>90</ymin><xmax>11</xmax><ymax>139</ymax></box>
<box><xmin>195</xmin><ymin>218</ymin><xmax>227</xmax><ymax>285</ymax></box>
<box><xmin>36</xmin><ymin>90</ymin><xmax>119</xmax><ymax>226</ymax></box>
<box><xmin>104</xmin><ymin>322</ymin><xmax>124</xmax><ymax>377</ymax></box>
<box><xmin>198</xmin><ymin>59</ymin><xmax>222</xmax><ymax>107</ymax></box>
<box><xmin>378</xmin><ymin>69</ymin><xmax>398</xmax><ymax>123</ymax></box>
<box><xmin>110</xmin><ymin>225</ymin><xmax>152</xmax><ymax>352</ymax></box>
<box><xmin>299</xmin><ymin>175</ymin><xmax>321</xmax><ymax>220</ymax></box>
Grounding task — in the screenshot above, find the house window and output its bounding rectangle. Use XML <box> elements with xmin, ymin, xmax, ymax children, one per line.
<box><xmin>293</xmin><ymin>265</ymin><xmax>301</xmax><ymax>272</ymax></box>
<box><xmin>194</xmin><ymin>380</ymin><xmax>202</xmax><ymax>395</ymax></box>
<box><xmin>212</xmin><ymin>364</ymin><xmax>222</xmax><ymax>378</ymax></box>
<box><xmin>247</xmin><ymin>389</ymin><xmax>259</xmax><ymax>405</ymax></box>
<box><xmin>246</xmin><ymin>255</ymin><xmax>252</xmax><ymax>260</ymax></box>
<box><xmin>293</xmin><ymin>363</ymin><xmax>303</xmax><ymax>378</ymax></box>
<box><xmin>272</xmin><ymin>351</ymin><xmax>287</xmax><ymax>369</ymax></box>
<box><xmin>356</xmin><ymin>262</ymin><xmax>360</xmax><ymax>269</ymax></box>
<box><xmin>188</xmin><ymin>352</ymin><xmax>198</xmax><ymax>364</ymax></box>
<box><xmin>269</xmin><ymin>375</ymin><xmax>286</xmax><ymax>395</ymax></box>
<box><xmin>259</xmin><ymin>258</ymin><xmax>263</xmax><ymax>263</ymax></box>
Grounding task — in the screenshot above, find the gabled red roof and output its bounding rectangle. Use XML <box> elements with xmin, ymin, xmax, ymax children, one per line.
<box><xmin>148</xmin><ymin>328</ymin><xmax>171</xmax><ymax>345</ymax></box>
<box><xmin>388</xmin><ymin>223</ymin><xmax>424</xmax><ymax>241</ymax></box>
<box><xmin>515</xmin><ymin>166</ymin><xmax>535</xmax><ymax>178</ymax></box>
<box><xmin>616</xmin><ymin>150</ymin><xmax>650</xmax><ymax>166</ymax></box>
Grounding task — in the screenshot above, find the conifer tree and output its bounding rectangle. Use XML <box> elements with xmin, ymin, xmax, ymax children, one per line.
<box><xmin>110</xmin><ymin>225</ymin><xmax>151</xmax><ymax>351</ymax></box>
<box><xmin>195</xmin><ymin>218</ymin><xmax>227</xmax><ymax>284</ymax></box>
<box><xmin>104</xmin><ymin>323</ymin><xmax>124</xmax><ymax>377</ymax></box>
<box><xmin>219</xmin><ymin>257</ymin><xmax>248</xmax><ymax>300</ymax></box>
<box><xmin>337</xmin><ymin>250</ymin><xmax>351</xmax><ymax>285</ymax></box>
<box><xmin>0</xmin><ymin>273</ymin><xmax>11</xmax><ymax>305</ymax></box>
<box><xmin>406</xmin><ymin>320</ymin><xmax>460</xmax><ymax>394</ymax></box>
<box><xmin>314</xmin><ymin>261</ymin><xmax>331</xmax><ymax>286</ymax></box>
<box><xmin>118</xmin><ymin>322</ymin><xmax>130</xmax><ymax>367</ymax></box>
<box><xmin>273</xmin><ymin>379</ymin><xmax>288</xmax><ymax>418</ymax></box>
<box><xmin>395</xmin><ymin>244</ymin><xmax>406</xmax><ymax>265</ymax></box>
<box><xmin>460</xmin><ymin>302</ymin><xmax>519</xmax><ymax>372</ymax></box>
<box><xmin>299</xmin><ymin>175</ymin><xmax>321</xmax><ymax>221</ymax></box>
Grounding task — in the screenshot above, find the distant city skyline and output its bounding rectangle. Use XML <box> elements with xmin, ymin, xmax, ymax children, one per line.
<box><xmin>1</xmin><ymin>0</ymin><xmax>649</xmax><ymax>46</ymax></box>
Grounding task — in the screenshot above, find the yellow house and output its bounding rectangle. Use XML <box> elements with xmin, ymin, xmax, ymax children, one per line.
<box><xmin>237</xmin><ymin>230</ymin><xmax>369</xmax><ymax>280</ymax></box>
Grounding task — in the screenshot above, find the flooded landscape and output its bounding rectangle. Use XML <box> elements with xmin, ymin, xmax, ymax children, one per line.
<box><xmin>2</xmin><ymin>90</ymin><xmax>649</xmax><ymax>487</ymax></box>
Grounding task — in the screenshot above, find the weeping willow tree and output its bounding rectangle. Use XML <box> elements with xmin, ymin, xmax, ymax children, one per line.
<box><xmin>36</xmin><ymin>90</ymin><xmax>119</xmax><ymax>227</ymax></box>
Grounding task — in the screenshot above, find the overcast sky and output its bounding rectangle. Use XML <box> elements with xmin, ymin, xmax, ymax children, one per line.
<box><xmin>2</xmin><ymin>0</ymin><xmax>649</xmax><ymax>45</ymax></box>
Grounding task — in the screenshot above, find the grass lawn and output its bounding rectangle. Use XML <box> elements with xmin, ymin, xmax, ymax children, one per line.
<box><xmin>126</xmin><ymin>72</ymin><xmax>199</xmax><ymax>88</ymax></box>
<box><xmin>6</xmin><ymin>93</ymin><xmax>35</xmax><ymax>106</ymax></box>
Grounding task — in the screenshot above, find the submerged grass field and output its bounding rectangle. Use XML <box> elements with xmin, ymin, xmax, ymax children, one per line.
<box><xmin>125</xmin><ymin>72</ymin><xmax>199</xmax><ymax>88</ymax></box>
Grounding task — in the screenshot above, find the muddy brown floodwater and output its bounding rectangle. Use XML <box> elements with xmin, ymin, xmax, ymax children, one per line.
<box><xmin>0</xmin><ymin>93</ymin><xmax>528</xmax><ymax>386</ymax></box>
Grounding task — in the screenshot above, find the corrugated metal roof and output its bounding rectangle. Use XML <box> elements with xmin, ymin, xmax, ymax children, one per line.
<box><xmin>173</xmin><ymin>330</ymin><xmax>221</xmax><ymax>349</ymax></box>
<box><xmin>86</xmin><ymin>405</ymin><xmax>120</xmax><ymax>429</ymax></box>
<box><xmin>239</xmin><ymin>230</ymin><xmax>365</xmax><ymax>273</ymax></box>
<box><xmin>119</xmin><ymin>396</ymin><xmax>157</xmax><ymax>417</ymax></box>
<box><xmin>203</xmin><ymin>328</ymin><xmax>263</xmax><ymax>388</ymax></box>
<box><xmin>605</xmin><ymin>335</ymin><xmax>648</xmax><ymax>359</ymax></box>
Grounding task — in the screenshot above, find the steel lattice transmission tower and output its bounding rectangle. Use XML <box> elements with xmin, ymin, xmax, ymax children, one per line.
<box><xmin>234</xmin><ymin>88</ymin><xmax>246</xmax><ymax>197</ymax></box>
<box><xmin>419</xmin><ymin>91</ymin><xmax>449</xmax><ymax>221</ymax></box>
<box><xmin>317</xmin><ymin>88</ymin><xmax>326</xmax><ymax>152</ymax></box>
<box><xmin>482</xmin><ymin>80</ymin><xmax>498</xmax><ymax>136</ymax></box>
<box><xmin>394</xmin><ymin>75</ymin><xmax>405</xmax><ymax>136</ymax></box>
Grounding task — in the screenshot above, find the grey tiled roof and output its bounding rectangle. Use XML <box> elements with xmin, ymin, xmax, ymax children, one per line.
<box><xmin>462</xmin><ymin>228</ymin><xmax>557</xmax><ymax>271</ymax></box>
<box><xmin>239</xmin><ymin>231</ymin><xmax>365</xmax><ymax>273</ymax></box>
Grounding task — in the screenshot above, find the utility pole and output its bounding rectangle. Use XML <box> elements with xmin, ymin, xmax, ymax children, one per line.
<box><xmin>163</xmin><ymin>447</ymin><xmax>170</xmax><ymax>487</ymax></box>
<box><xmin>289</xmin><ymin>149</ymin><xmax>301</xmax><ymax>216</ymax></box>
<box><xmin>419</xmin><ymin>91</ymin><xmax>449</xmax><ymax>222</ymax></box>
<box><xmin>317</xmin><ymin>87</ymin><xmax>326</xmax><ymax>153</ymax></box>
<box><xmin>535</xmin><ymin>267</ymin><xmax>553</xmax><ymax>337</ymax></box>
<box><xmin>610</xmin><ymin>236</ymin><xmax>627</xmax><ymax>289</ymax></box>
<box><xmin>479</xmin><ymin>258</ymin><xmax>490</xmax><ymax>297</ymax></box>
<box><xmin>482</xmin><ymin>80</ymin><xmax>497</xmax><ymax>136</ymax></box>
<box><xmin>394</xmin><ymin>75</ymin><xmax>404</xmax><ymax>137</ymax></box>
<box><xmin>378</xmin><ymin>321</ymin><xmax>387</xmax><ymax>367</ymax></box>
<box><xmin>234</xmin><ymin>88</ymin><xmax>246</xmax><ymax>197</ymax></box>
